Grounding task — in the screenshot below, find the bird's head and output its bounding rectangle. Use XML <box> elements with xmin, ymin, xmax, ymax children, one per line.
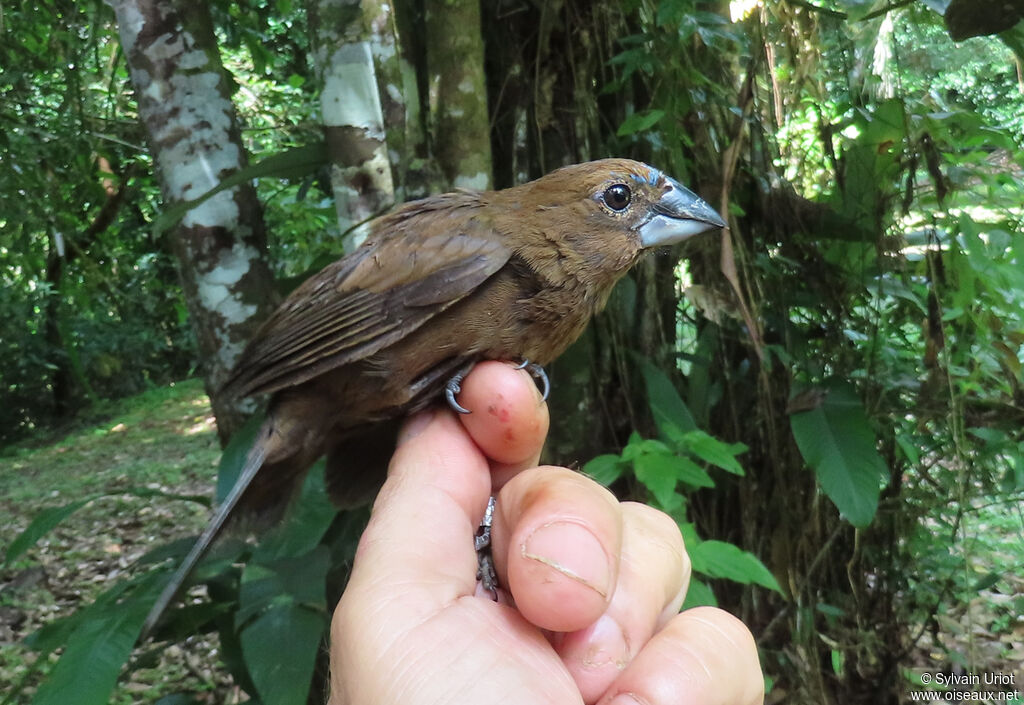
<box><xmin>495</xmin><ymin>158</ymin><xmax>726</xmax><ymax>289</ymax></box>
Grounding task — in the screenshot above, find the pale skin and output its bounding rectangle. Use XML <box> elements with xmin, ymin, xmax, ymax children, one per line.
<box><xmin>329</xmin><ymin>361</ymin><xmax>764</xmax><ymax>705</ymax></box>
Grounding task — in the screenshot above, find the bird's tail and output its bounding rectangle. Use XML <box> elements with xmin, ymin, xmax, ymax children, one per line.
<box><xmin>139</xmin><ymin>439</ymin><xmax>268</xmax><ymax>641</ymax></box>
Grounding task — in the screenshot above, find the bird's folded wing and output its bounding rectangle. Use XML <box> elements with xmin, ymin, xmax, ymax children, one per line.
<box><xmin>222</xmin><ymin>211</ymin><xmax>510</xmax><ymax>398</ymax></box>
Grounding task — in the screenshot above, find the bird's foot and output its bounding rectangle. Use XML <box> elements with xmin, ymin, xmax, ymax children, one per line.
<box><xmin>514</xmin><ymin>359</ymin><xmax>550</xmax><ymax>401</ymax></box>
<box><xmin>475</xmin><ymin>495</ymin><xmax>499</xmax><ymax>599</ymax></box>
<box><xmin>445</xmin><ymin>367</ymin><xmax>473</xmax><ymax>414</ymax></box>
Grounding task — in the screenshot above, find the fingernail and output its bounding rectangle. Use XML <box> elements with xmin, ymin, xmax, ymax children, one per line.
<box><xmin>606</xmin><ymin>694</ymin><xmax>643</xmax><ymax>705</ymax></box>
<box><xmin>522</xmin><ymin>521</ymin><xmax>611</xmax><ymax>598</ymax></box>
<box><xmin>579</xmin><ymin>615</ymin><xmax>630</xmax><ymax>670</ymax></box>
<box><xmin>396</xmin><ymin>409</ymin><xmax>435</xmax><ymax>446</ymax></box>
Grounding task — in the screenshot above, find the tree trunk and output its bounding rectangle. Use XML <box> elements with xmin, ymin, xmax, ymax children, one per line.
<box><xmin>424</xmin><ymin>0</ymin><xmax>492</xmax><ymax>189</ymax></box>
<box><xmin>109</xmin><ymin>0</ymin><xmax>278</xmax><ymax>442</ymax></box>
<box><xmin>307</xmin><ymin>0</ymin><xmax>396</xmax><ymax>247</ymax></box>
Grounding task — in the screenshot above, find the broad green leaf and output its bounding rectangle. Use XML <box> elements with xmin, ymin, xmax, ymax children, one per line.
<box><xmin>25</xmin><ymin>609</ymin><xmax>89</xmax><ymax>655</ymax></box>
<box><xmin>633</xmin><ymin>452</ymin><xmax>680</xmax><ymax>508</ymax></box>
<box><xmin>620</xmin><ymin>431</ymin><xmax>644</xmax><ymax>462</ymax></box>
<box><xmin>672</xmin><ymin>455</ymin><xmax>716</xmax><ymax>489</ymax></box>
<box><xmin>681</xmin><ymin>578</ymin><xmax>717</xmax><ymax>609</ymax></box>
<box><xmin>5</xmin><ymin>498</ymin><xmax>93</xmax><ymax>566</ymax></box>
<box><xmin>254</xmin><ymin>460</ymin><xmax>337</xmax><ymax>561</ymax></box>
<box><xmin>967</xmin><ymin>427</ymin><xmax>1008</xmax><ymax>444</ymax></box>
<box><xmin>6</xmin><ymin>486</ymin><xmax>209</xmax><ymax>567</ymax></box>
<box><xmin>30</xmin><ymin>573</ymin><xmax>161</xmax><ymax>705</ymax></box>
<box><xmin>971</xmin><ymin>572</ymin><xmax>1002</xmax><ymax>591</ymax></box>
<box><xmin>690</xmin><ymin>540</ymin><xmax>782</xmax><ymax>593</ymax></box>
<box><xmin>237</xmin><ymin>545</ymin><xmax>330</xmax><ymax>626</ymax></box>
<box><xmin>640</xmin><ymin>359</ymin><xmax>697</xmax><ymax>436</ymax></box>
<box><xmin>894</xmin><ymin>434</ymin><xmax>920</xmax><ymax>465</ymax></box>
<box><xmin>790</xmin><ymin>382</ymin><xmax>888</xmax><ymax>528</ymax></box>
<box><xmin>240</xmin><ymin>604</ymin><xmax>326</xmax><ymax>705</ymax></box>
<box><xmin>583</xmin><ymin>454</ymin><xmax>624</xmax><ymax>486</ymax></box>
<box><xmin>633</xmin><ymin>451</ymin><xmax>706</xmax><ymax>508</ymax></box>
<box><xmin>686</xmin><ymin>324</ymin><xmax>719</xmax><ymax>427</ymax></box>
<box><xmin>636</xmin><ymin>438</ymin><xmax>673</xmax><ymax>456</ymax></box>
<box><xmin>680</xmin><ymin>430</ymin><xmax>747</xmax><ymax>475</ymax></box>
<box><xmin>216</xmin><ymin>413</ymin><xmax>265</xmax><ymax>503</ymax></box>
<box><xmin>617</xmin><ymin>109</ymin><xmax>665</xmax><ymax>136</ymax></box>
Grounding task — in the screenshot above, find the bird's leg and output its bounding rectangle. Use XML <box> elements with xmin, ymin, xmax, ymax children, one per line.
<box><xmin>514</xmin><ymin>359</ymin><xmax>550</xmax><ymax>401</ymax></box>
<box><xmin>475</xmin><ymin>495</ymin><xmax>498</xmax><ymax>599</ymax></box>
<box><xmin>444</xmin><ymin>361</ymin><xmax>476</xmax><ymax>414</ymax></box>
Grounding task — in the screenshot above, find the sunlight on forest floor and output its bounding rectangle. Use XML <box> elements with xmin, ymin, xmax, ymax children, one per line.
<box><xmin>0</xmin><ymin>379</ymin><xmax>240</xmax><ymax>704</ymax></box>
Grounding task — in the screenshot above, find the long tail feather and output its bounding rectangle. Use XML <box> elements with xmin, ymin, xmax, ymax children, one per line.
<box><xmin>140</xmin><ymin>440</ymin><xmax>267</xmax><ymax>641</ymax></box>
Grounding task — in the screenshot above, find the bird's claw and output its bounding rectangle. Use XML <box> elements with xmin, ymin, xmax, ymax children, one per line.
<box><xmin>476</xmin><ymin>496</ymin><xmax>498</xmax><ymax>599</ymax></box>
<box><xmin>514</xmin><ymin>359</ymin><xmax>550</xmax><ymax>401</ymax></box>
<box><xmin>445</xmin><ymin>373</ymin><xmax>471</xmax><ymax>414</ymax></box>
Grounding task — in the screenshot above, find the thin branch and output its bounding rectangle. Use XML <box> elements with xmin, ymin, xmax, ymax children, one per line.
<box><xmin>783</xmin><ymin>0</ymin><xmax>848</xmax><ymax>19</ymax></box>
<box><xmin>860</xmin><ymin>0</ymin><xmax>916</xmax><ymax>22</ymax></box>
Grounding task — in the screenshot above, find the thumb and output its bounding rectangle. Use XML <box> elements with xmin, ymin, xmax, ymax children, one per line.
<box><xmin>340</xmin><ymin>409</ymin><xmax>492</xmax><ymax>620</ymax></box>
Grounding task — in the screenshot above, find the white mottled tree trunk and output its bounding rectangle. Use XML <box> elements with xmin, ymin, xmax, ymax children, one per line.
<box><xmin>307</xmin><ymin>0</ymin><xmax>396</xmax><ymax>247</ymax></box>
<box><xmin>108</xmin><ymin>0</ymin><xmax>278</xmax><ymax>441</ymax></box>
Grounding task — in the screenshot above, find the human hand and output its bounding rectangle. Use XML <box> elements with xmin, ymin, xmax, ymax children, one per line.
<box><xmin>329</xmin><ymin>361</ymin><xmax>763</xmax><ymax>705</ymax></box>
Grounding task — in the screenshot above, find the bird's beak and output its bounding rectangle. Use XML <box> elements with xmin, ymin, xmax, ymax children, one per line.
<box><xmin>638</xmin><ymin>177</ymin><xmax>727</xmax><ymax>248</ymax></box>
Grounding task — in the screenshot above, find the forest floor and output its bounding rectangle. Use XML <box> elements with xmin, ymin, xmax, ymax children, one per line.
<box><xmin>0</xmin><ymin>379</ymin><xmax>240</xmax><ymax>704</ymax></box>
<box><xmin>1</xmin><ymin>381</ymin><xmax>1021</xmax><ymax>704</ymax></box>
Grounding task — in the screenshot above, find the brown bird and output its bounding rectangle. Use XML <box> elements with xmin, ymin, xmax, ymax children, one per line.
<box><xmin>142</xmin><ymin>158</ymin><xmax>725</xmax><ymax>636</ymax></box>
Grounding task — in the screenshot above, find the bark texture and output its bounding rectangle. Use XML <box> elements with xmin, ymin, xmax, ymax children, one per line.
<box><xmin>307</xmin><ymin>0</ymin><xmax>396</xmax><ymax>247</ymax></box>
<box><xmin>109</xmin><ymin>0</ymin><xmax>278</xmax><ymax>441</ymax></box>
<box><xmin>424</xmin><ymin>0</ymin><xmax>492</xmax><ymax>190</ymax></box>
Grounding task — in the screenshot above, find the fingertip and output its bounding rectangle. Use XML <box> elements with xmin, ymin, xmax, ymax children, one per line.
<box><xmin>494</xmin><ymin>467</ymin><xmax>621</xmax><ymax>633</ymax></box>
<box><xmin>457</xmin><ymin>361</ymin><xmax>549</xmax><ymax>467</ymax></box>
<box><xmin>599</xmin><ymin>607</ymin><xmax>763</xmax><ymax>705</ymax></box>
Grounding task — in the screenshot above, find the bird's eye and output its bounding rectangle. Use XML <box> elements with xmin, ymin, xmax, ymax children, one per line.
<box><xmin>602</xmin><ymin>184</ymin><xmax>631</xmax><ymax>211</ymax></box>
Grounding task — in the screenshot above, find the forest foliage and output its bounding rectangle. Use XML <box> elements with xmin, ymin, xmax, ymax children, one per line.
<box><xmin>1</xmin><ymin>1</ymin><xmax>1022</xmax><ymax>704</ymax></box>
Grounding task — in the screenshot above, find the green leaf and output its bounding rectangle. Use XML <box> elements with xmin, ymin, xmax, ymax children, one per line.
<box><xmin>5</xmin><ymin>498</ymin><xmax>94</xmax><ymax>566</ymax></box>
<box><xmin>240</xmin><ymin>604</ymin><xmax>326</xmax><ymax>705</ymax></box>
<box><xmin>816</xmin><ymin>603</ymin><xmax>847</xmax><ymax>618</ymax></box>
<box><xmin>790</xmin><ymin>382</ymin><xmax>888</xmax><ymax>528</ymax></box>
<box><xmin>152</xmin><ymin>143</ymin><xmax>329</xmax><ymax>237</ymax></box>
<box><xmin>154</xmin><ymin>695</ymin><xmax>201</xmax><ymax>705</ymax></box>
<box><xmin>640</xmin><ymin>359</ymin><xmax>697</xmax><ymax>436</ymax></box>
<box><xmin>621</xmin><ymin>431</ymin><xmax>645</xmax><ymax>462</ymax></box>
<box><xmin>617</xmin><ymin>109</ymin><xmax>666</xmax><ymax>136</ymax></box>
<box><xmin>25</xmin><ymin>610</ymin><xmax>89</xmax><ymax>655</ymax></box>
<box><xmin>583</xmin><ymin>454</ymin><xmax>624</xmax><ymax>486</ymax></box>
<box><xmin>972</xmin><ymin>572</ymin><xmax>1001</xmax><ymax>591</ymax></box>
<box><xmin>636</xmin><ymin>438</ymin><xmax>674</xmax><ymax>456</ymax></box>
<box><xmin>689</xmin><ymin>540</ymin><xmax>782</xmax><ymax>593</ymax></box>
<box><xmin>30</xmin><ymin>573</ymin><xmax>162</xmax><ymax>705</ymax></box>
<box><xmin>216</xmin><ymin>414</ymin><xmax>265</xmax><ymax>503</ymax></box>
<box><xmin>237</xmin><ymin>545</ymin><xmax>330</xmax><ymax>626</ymax></box>
<box><xmin>6</xmin><ymin>487</ymin><xmax>209</xmax><ymax>567</ymax></box>
<box><xmin>894</xmin><ymin>434</ymin><xmax>920</xmax><ymax>465</ymax></box>
<box><xmin>681</xmin><ymin>578</ymin><xmax>717</xmax><ymax>609</ymax></box>
<box><xmin>967</xmin><ymin>427</ymin><xmax>1008</xmax><ymax>444</ymax></box>
<box><xmin>254</xmin><ymin>460</ymin><xmax>337</xmax><ymax>561</ymax></box>
<box><xmin>679</xmin><ymin>430</ymin><xmax>746</xmax><ymax>475</ymax></box>
<box><xmin>673</xmin><ymin>455</ymin><xmax>716</xmax><ymax>489</ymax></box>
<box><xmin>633</xmin><ymin>452</ymin><xmax>706</xmax><ymax>508</ymax></box>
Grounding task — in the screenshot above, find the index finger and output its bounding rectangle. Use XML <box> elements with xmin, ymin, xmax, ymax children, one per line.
<box><xmin>456</xmin><ymin>361</ymin><xmax>550</xmax><ymax>487</ymax></box>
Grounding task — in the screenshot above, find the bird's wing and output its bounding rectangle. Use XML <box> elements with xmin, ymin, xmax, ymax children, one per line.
<box><xmin>223</xmin><ymin>202</ymin><xmax>509</xmax><ymax>398</ymax></box>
